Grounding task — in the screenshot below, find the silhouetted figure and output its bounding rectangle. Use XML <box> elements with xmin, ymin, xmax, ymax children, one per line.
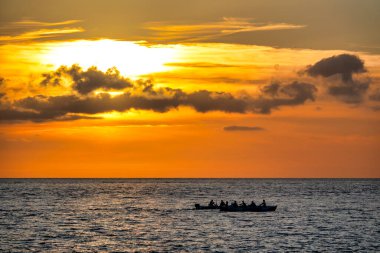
<box><xmin>209</xmin><ymin>199</ymin><xmax>215</xmax><ymax>207</ymax></box>
<box><xmin>225</xmin><ymin>201</ymin><xmax>229</xmax><ymax>207</ymax></box>
<box><xmin>249</xmin><ymin>201</ymin><xmax>257</xmax><ymax>207</ymax></box>
<box><xmin>259</xmin><ymin>199</ymin><xmax>266</xmax><ymax>207</ymax></box>
<box><xmin>232</xmin><ymin>201</ymin><xmax>238</xmax><ymax>208</ymax></box>
<box><xmin>220</xmin><ymin>200</ymin><xmax>225</xmax><ymax>207</ymax></box>
<box><xmin>240</xmin><ymin>201</ymin><xmax>247</xmax><ymax>207</ymax></box>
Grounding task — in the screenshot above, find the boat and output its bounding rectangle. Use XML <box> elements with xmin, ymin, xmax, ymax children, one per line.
<box><xmin>219</xmin><ymin>205</ymin><xmax>277</xmax><ymax>212</ymax></box>
<box><xmin>194</xmin><ymin>204</ymin><xmax>220</xmax><ymax>210</ymax></box>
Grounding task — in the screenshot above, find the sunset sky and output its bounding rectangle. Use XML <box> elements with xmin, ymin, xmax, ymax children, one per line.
<box><xmin>0</xmin><ymin>0</ymin><xmax>379</xmax><ymax>177</ymax></box>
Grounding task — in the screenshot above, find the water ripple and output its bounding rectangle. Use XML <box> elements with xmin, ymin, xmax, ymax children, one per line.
<box><xmin>0</xmin><ymin>179</ymin><xmax>379</xmax><ymax>251</ymax></box>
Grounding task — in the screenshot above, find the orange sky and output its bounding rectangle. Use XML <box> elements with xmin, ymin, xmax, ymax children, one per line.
<box><xmin>0</xmin><ymin>0</ymin><xmax>379</xmax><ymax>177</ymax></box>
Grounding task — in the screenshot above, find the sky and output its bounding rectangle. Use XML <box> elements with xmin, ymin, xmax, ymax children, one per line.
<box><xmin>0</xmin><ymin>0</ymin><xmax>379</xmax><ymax>177</ymax></box>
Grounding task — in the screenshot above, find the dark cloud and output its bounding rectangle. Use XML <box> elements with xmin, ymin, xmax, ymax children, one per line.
<box><xmin>305</xmin><ymin>54</ymin><xmax>366</xmax><ymax>82</ymax></box>
<box><xmin>0</xmin><ymin>108</ymin><xmax>98</xmax><ymax>122</ymax></box>
<box><xmin>304</xmin><ymin>54</ymin><xmax>370</xmax><ymax>103</ymax></box>
<box><xmin>0</xmin><ymin>93</ymin><xmax>103</xmax><ymax>122</ymax></box>
<box><xmin>261</xmin><ymin>82</ymin><xmax>280</xmax><ymax>96</ymax></box>
<box><xmin>41</xmin><ymin>65</ymin><xmax>133</xmax><ymax>94</ymax></box>
<box><xmin>8</xmin><ymin>89</ymin><xmax>247</xmax><ymax>121</ymax></box>
<box><xmin>185</xmin><ymin>90</ymin><xmax>247</xmax><ymax>113</ymax></box>
<box><xmin>254</xmin><ymin>81</ymin><xmax>317</xmax><ymax>113</ymax></box>
<box><xmin>224</xmin><ymin>125</ymin><xmax>264</xmax><ymax>131</ymax></box>
<box><xmin>328</xmin><ymin>80</ymin><xmax>370</xmax><ymax>104</ymax></box>
<box><xmin>0</xmin><ymin>109</ymin><xmax>42</xmax><ymax>122</ymax></box>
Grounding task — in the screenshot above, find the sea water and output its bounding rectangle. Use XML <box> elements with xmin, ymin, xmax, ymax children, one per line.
<box><xmin>0</xmin><ymin>179</ymin><xmax>379</xmax><ymax>252</ymax></box>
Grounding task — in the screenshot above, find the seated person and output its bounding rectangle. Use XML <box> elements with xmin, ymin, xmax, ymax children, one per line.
<box><xmin>209</xmin><ymin>199</ymin><xmax>216</xmax><ymax>207</ymax></box>
<box><xmin>232</xmin><ymin>201</ymin><xmax>238</xmax><ymax>208</ymax></box>
<box><xmin>240</xmin><ymin>201</ymin><xmax>247</xmax><ymax>207</ymax></box>
<box><xmin>259</xmin><ymin>199</ymin><xmax>266</xmax><ymax>207</ymax></box>
<box><xmin>220</xmin><ymin>200</ymin><xmax>225</xmax><ymax>207</ymax></box>
<box><xmin>249</xmin><ymin>201</ymin><xmax>257</xmax><ymax>207</ymax></box>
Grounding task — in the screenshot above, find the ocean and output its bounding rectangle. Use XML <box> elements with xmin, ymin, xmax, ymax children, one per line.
<box><xmin>0</xmin><ymin>179</ymin><xmax>379</xmax><ymax>252</ymax></box>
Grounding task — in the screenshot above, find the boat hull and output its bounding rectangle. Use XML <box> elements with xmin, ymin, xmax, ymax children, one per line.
<box><xmin>220</xmin><ymin>205</ymin><xmax>277</xmax><ymax>212</ymax></box>
<box><xmin>194</xmin><ymin>204</ymin><xmax>219</xmax><ymax>210</ymax></box>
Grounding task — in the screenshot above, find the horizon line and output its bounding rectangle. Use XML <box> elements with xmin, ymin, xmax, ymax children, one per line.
<box><xmin>1</xmin><ymin>177</ymin><xmax>379</xmax><ymax>180</ymax></box>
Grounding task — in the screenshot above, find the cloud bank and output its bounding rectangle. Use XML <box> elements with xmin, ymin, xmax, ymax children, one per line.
<box><xmin>0</xmin><ymin>54</ymin><xmax>376</xmax><ymax>122</ymax></box>
<box><xmin>0</xmin><ymin>65</ymin><xmax>317</xmax><ymax>122</ymax></box>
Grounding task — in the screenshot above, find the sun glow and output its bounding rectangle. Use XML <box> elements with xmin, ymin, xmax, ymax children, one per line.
<box><xmin>42</xmin><ymin>39</ymin><xmax>177</xmax><ymax>77</ymax></box>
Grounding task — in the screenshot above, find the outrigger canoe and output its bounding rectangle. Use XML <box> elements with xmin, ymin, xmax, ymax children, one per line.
<box><xmin>194</xmin><ymin>204</ymin><xmax>219</xmax><ymax>210</ymax></box>
<box><xmin>220</xmin><ymin>205</ymin><xmax>277</xmax><ymax>212</ymax></box>
<box><xmin>195</xmin><ymin>204</ymin><xmax>277</xmax><ymax>212</ymax></box>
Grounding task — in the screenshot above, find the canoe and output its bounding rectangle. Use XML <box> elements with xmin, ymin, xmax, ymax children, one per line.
<box><xmin>220</xmin><ymin>205</ymin><xmax>277</xmax><ymax>212</ymax></box>
<box><xmin>194</xmin><ymin>204</ymin><xmax>219</xmax><ymax>210</ymax></box>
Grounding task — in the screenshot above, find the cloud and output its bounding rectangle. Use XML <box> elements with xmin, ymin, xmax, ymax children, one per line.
<box><xmin>253</xmin><ymin>81</ymin><xmax>317</xmax><ymax>114</ymax></box>
<box><xmin>0</xmin><ymin>19</ymin><xmax>83</xmax><ymax>43</ymax></box>
<box><xmin>144</xmin><ymin>17</ymin><xmax>305</xmax><ymax>42</ymax></box>
<box><xmin>224</xmin><ymin>125</ymin><xmax>264</xmax><ymax>131</ymax></box>
<box><xmin>0</xmin><ymin>65</ymin><xmax>318</xmax><ymax>122</ymax></box>
<box><xmin>41</xmin><ymin>65</ymin><xmax>133</xmax><ymax>94</ymax></box>
<box><xmin>304</xmin><ymin>54</ymin><xmax>370</xmax><ymax>103</ymax></box>
<box><xmin>7</xmin><ymin>89</ymin><xmax>247</xmax><ymax>120</ymax></box>
<box><xmin>9</xmin><ymin>19</ymin><xmax>81</xmax><ymax>28</ymax></box>
<box><xmin>0</xmin><ymin>28</ymin><xmax>84</xmax><ymax>43</ymax></box>
<box><xmin>261</xmin><ymin>82</ymin><xmax>280</xmax><ymax>96</ymax></box>
<box><xmin>305</xmin><ymin>54</ymin><xmax>366</xmax><ymax>82</ymax></box>
<box><xmin>0</xmin><ymin>108</ymin><xmax>98</xmax><ymax>122</ymax></box>
<box><xmin>327</xmin><ymin>80</ymin><xmax>370</xmax><ymax>104</ymax></box>
<box><xmin>185</xmin><ymin>90</ymin><xmax>247</xmax><ymax>113</ymax></box>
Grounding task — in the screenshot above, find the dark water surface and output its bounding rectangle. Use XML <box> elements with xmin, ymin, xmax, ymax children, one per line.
<box><xmin>0</xmin><ymin>179</ymin><xmax>379</xmax><ymax>252</ymax></box>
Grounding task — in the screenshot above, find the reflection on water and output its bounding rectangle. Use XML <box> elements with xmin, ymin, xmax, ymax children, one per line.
<box><xmin>0</xmin><ymin>179</ymin><xmax>379</xmax><ymax>251</ymax></box>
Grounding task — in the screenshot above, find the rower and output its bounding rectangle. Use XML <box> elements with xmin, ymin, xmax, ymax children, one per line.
<box><xmin>249</xmin><ymin>201</ymin><xmax>257</xmax><ymax>207</ymax></box>
<box><xmin>220</xmin><ymin>200</ymin><xmax>226</xmax><ymax>207</ymax></box>
<box><xmin>259</xmin><ymin>199</ymin><xmax>266</xmax><ymax>207</ymax></box>
<box><xmin>240</xmin><ymin>201</ymin><xmax>247</xmax><ymax>207</ymax></box>
<box><xmin>209</xmin><ymin>199</ymin><xmax>215</xmax><ymax>207</ymax></box>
